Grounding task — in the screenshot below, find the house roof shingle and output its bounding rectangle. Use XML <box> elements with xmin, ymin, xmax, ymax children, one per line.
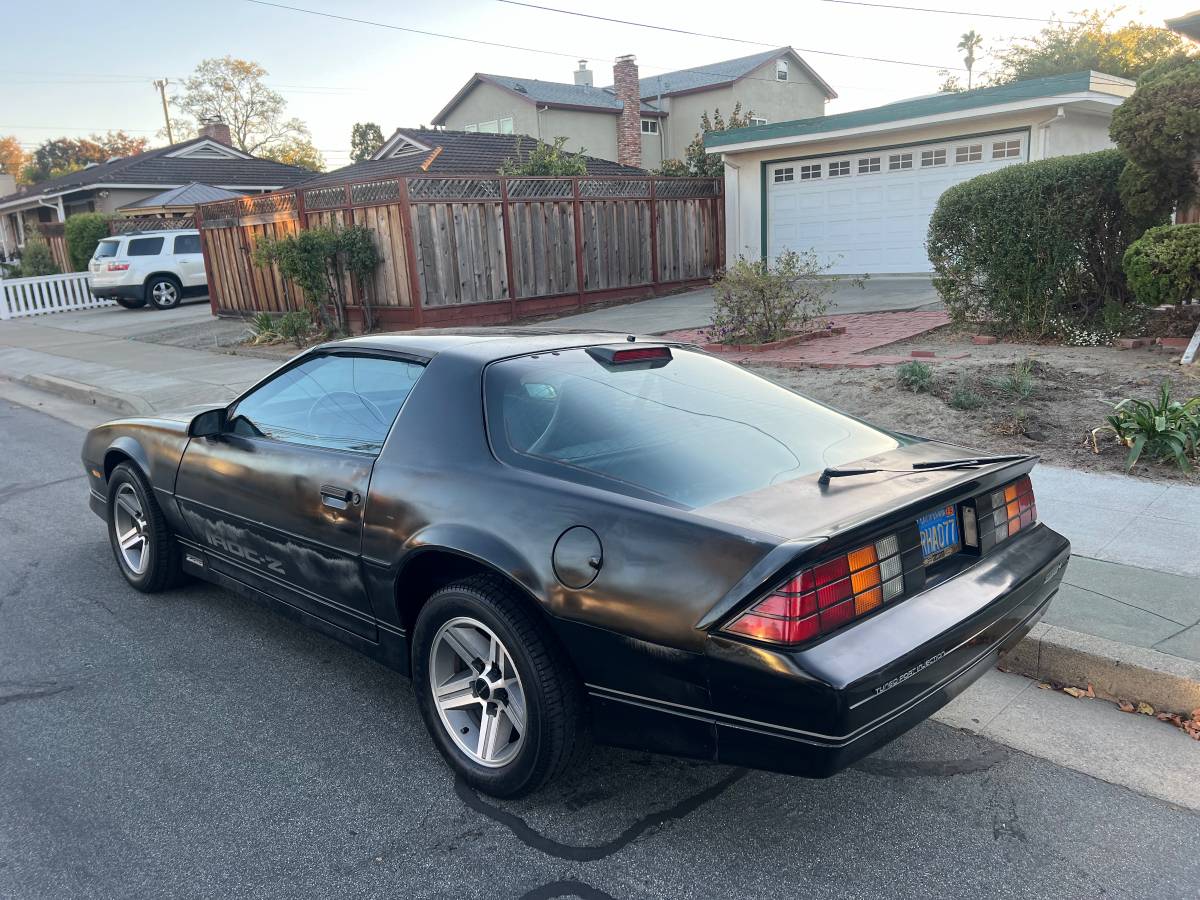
<box><xmin>118</xmin><ymin>182</ymin><xmax>243</xmax><ymax>210</ymax></box>
<box><xmin>631</xmin><ymin>47</ymin><xmax>837</xmax><ymax>100</ymax></box>
<box><xmin>297</xmin><ymin>129</ymin><xmax>645</xmax><ymax>188</ymax></box>
<box><xmin>0</xmin><ymin>137</ymin><xmax>312</xmax><ymax>207</ymax></box>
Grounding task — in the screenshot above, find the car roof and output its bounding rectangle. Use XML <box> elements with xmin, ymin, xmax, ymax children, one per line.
<box><xmin>322</xmin><ymin>329</ymin><xmax>678</xmax><ymax>361</ymax></box>
<box><xmin>110</xmin><ymin>229</ymin><xmax>199</xmax><ymax>239</ymax></box>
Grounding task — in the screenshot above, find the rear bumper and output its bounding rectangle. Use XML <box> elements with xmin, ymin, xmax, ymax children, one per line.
<box><xmin>587</xmin><ymin>524</ymin><xmax>1069</xmax><ymax>777</ymax></box>
<box><xmin>90</xmin><ymin>284</ymin><xmax>143</xmax><ymax>300</ymax></box>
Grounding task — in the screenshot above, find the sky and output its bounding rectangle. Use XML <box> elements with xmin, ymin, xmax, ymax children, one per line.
<box><xmin>0</xmin><ymin>0</ymin><xmax>1188</xmax><ymax>172</ymax></box>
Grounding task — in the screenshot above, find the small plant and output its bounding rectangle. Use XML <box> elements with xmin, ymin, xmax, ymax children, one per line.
<box><xmin>1092</xmin><ymin>380</ymin><xmax>1200</xmax><ymax>472</ymax></box>
<box><xmin>948</xmin><ymin>371</ymin><xmax>985</xmax><ymax>410</ymax></box>
<box><xmin>247</xmin><ymin>311</ymin><xmax>280</xmax><ymax>344</ymax></box>
<box><xmin>498</xmin><ymin>136</ymin><xmax>588</xmax><ymax>176</ymax></box>
<box><xmin>708</xmin><ymin>250</ymin><xmax>840</xmax><ymax>345</ymax></box>
<box><xmin>897</xmin><ymin>361</ymin><xmax>935</xmax><ymax>394</ymax></box>
<box><xmin>997</xmin><ymin>358</ymin><xmax>1036</xmax><ymax>401</ymax></box>
<box><xmin>276</xmin><ymin>310</ymin><xmax>312</xmax><ymax>348</ymax></box>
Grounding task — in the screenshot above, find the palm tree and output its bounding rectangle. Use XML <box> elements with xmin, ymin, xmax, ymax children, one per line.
<box><xmin>958</xmin><ymin>30</ymin><xmax>983</xmax><ymax>89</ymax></box>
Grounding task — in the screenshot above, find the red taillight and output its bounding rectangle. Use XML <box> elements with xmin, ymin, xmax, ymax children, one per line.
<box><xmin>107</xmin><ymin>262</ymin><xmax>130</xmax><ymax>271</ymax></box>
<box><xmin>989</xmin><ymin>475</ymin><xmax>1037</xmax><ymax>545</ymax></box>
<box><xmin>724</xmin><ymin>533</ymin><xmax>905</xmax><ymax>647</ymax></box>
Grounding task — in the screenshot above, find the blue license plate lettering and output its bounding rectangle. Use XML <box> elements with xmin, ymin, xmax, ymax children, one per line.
<box><xmin>918</xmin><ymin>505</ymin><xmax>960</xmax><ymax>565</ymax></box>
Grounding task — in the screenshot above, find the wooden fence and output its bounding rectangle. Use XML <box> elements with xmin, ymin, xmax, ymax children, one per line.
<box><xmin>196</xmin><ymin>174</ymin><xmax>723</xmax><ymax>329</ymax></box>
<box><xmin>1</xmin><ymin>271</ymin><xmax>113</xmax><ymax>320</ymax></box>
<box><xmin>35</xmin><ymin>223</ymin><xmax>71</xmax><ymax>272</ymax></box>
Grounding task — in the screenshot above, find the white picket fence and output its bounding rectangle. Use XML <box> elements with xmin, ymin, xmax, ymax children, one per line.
<box><xmin>0</xmin><ymin>272</ymin><xmax>115</xmax><ymax>320</ymax></box>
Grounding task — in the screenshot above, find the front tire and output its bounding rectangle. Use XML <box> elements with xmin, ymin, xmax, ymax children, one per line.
<box><xmin>106</xmin><ymin>462</ymin><xmax>183</xmax><ymax>592</ymax></box>
<box><xmin>146</xmin><ymin>275</ymin><xmax>182</xmax><ymax>310</ymax></box>
<box><xmin>114</xmin><ymin>296</ymin><xmax>147</xmax><ymax>309</ymax></box>
<box><xmin>412</xmin><ymin>575</ymin><xmax>583</xmax><ymax>798</ymax></box>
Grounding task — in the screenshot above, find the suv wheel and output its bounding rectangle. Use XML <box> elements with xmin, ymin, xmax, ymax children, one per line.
<box><xmin>146</xmin><ymin>275</ymin><xmax>182</xmax><ymax>310</ymax></box>
<box><xmin>412</xmin><ymin>575</ymin><xmax>583</xmax><ymax>798</ymax></box>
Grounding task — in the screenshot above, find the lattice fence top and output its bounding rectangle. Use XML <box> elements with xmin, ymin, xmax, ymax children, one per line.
<box><xmin>579</xmin><ymin>179</ymin><xmax>650</xmax><ymax>199</ymax></box>
<box><xmin>247</xmin><ymin>192</ymin><xmax>297</xmax><ymax>215</ymax></box>
<box><xmin>350</xmin><ymin>179</ymin><xmax>402</xmax><ymax>205</ymax></box>
<box><xmin>408</xmin><ymin>178</ymin><xmax>502</xmax><ymax>201</ymax></box>
<box><xmin>199</xmin><ymin>199</ymin><xmax>240</xmax><ymax>223</ymax></box>
<box><xmin>507</xmin><ymin>178</ymin><xmax>574</xmax><ymax>200</ymax></box>
<box><xmin>653</xmin><ymin>179</ymin><xmax>721</xmax><ymax>198</ymax></box>
<box><xmin>112</xmin><ymin>216</ymin><xmax>196</xmax><ymax>234</ymax></box>
<box><xmin>304</xmin><ymin>186</ymin><xmax>347</xmax><ymax>210</ymax></box>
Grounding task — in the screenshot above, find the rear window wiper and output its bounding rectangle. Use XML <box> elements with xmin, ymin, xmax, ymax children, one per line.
<box><xmin>818</xmin><ymin>454</ymin><xmax>1030</xmax><ymax>485</ymax></box>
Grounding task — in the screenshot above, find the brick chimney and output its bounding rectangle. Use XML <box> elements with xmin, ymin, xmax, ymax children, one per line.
<box><xmin>573</xmin><ymin>60</ymin><xmax>593</xmax><ymax>87</ymax></box>
<box><xmin>612</xmin><ymin>54</ymin><xmax>641</xmax><ymax>168</ymax></box>
<box><xmin>197</xmin><ymin>115</ymin><xmax>233</xmax><ymax>146</ymax></box>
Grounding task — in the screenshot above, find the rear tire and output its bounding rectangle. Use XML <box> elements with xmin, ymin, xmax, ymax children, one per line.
<box><xmin>106</xmin><ymin>462</ymin><xmax>184</xmax><ymax>592</ymax></box>
<box><xmin>146</xmin><ymin>275</ymin><xmax>182</xmax><ymax>310</ymax></box>
<box><xmin>412</xmin><ymin>575</ymin><xmax>583</xmax><ymax>798</ymax></box>
<box><xmin>114</xmin><ymin>296</ymin><xmax>147</xmax><ymax>310</ymax></box>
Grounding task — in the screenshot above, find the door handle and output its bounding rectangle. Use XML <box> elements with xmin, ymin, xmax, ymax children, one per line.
<box><xmin>320</xmin><ymin>484</ymin><xmax>353</xmax><ymax>510</ymax></box>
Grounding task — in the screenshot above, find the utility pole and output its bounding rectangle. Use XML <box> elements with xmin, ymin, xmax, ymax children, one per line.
<box><xmin>153</xmin><ymin>79</ymin><xmax>173</xmax><ymax>143</ymax></box>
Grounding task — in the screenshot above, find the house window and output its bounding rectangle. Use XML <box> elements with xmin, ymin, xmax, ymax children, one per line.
<box><xmin>773</xmin><ymin>167</ymin><xmax>794</xmax><ymax>183</ymax></box>
<box><xmin>920</xmin><ymin>149</ymin><xmax>947</xmax><ymax>167</ymax></box>
<box><xmin>463</xmin><ymin>124</ymin><xmax>477</xmax><ymax>133</ymax></box>
<box><xmin>829</xmin><ymin>160</ymin><xmax>851</xmax><ymax>177</ymax></box>
<box><xmin>477</xmin><ymin>120</ymin><xmax>500</xmax><ymax>134</ymax></box>
<box><xmin>776</xmin><ymin>59</ymin><xmax>789</xmax><ymax>81</ymax></box>
<box><xmin>799</xmin><ymin>164</ymin><xmax>821</xmax><ymax>180</ymax></box>
<box><xmin>749</xmin><ymin>116</ymin><xmax>768</xmax><ymax>127</ymax></box>
<box><xmin>888</xmin><ymin>153</ymin><xmax>913</xmax><ymax>171</ymax></box>
<box><xmin>993</xmin><ymin>139</ymin><xmax>1021</xmax><ymax>160</ymax></box>
<box><xmin>641</xmin><ymin>119</ymin><xmax>659</xmax><ymax>134</ymax></box>
<box><xmin>858</xmin><ymin>157</ymin><xmax>881</xmax><ymax>174</ymax></box>
<box><xmin>956</xmin><ymin>144</ymin><xmax>983</xmax><ymax>163</ymax></box>
<box><xmin>499</xmin><ymin>117</ymin><xmax>514</xmax><ymax>134</ymax></box>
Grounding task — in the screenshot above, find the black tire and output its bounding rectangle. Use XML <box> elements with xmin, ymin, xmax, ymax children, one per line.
<box><xmin>145</xmin><ymin>274</ymin><xmax>183</xmax><ymax>310</ymax></box>
<box><xmin>411</xmin><ymin>575</ymin><xmax>583</xmax><ymax>798</ymax></box>
<box><xmin>114</xmin><ymin>296</ymin><xmax>147</xmax><ymax>309</ymax></box>
<box><xmin>106</xmin><ymin>462</ymin><xmax>184</xmax><ymax>592</ymax></box>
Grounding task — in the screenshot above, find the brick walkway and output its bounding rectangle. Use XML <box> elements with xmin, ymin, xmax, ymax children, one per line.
<box><xmin>662</xmin><ymin>310</ymin><xmax>953</xmax><ymax>368</ymax></box>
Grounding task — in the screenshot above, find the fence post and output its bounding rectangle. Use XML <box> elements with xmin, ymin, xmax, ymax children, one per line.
<box><xmin>498</xmin><ymin>177</ymin><xmax>518</xmax><ymax>322</ymax></box>
<box><xmin>0</xmin><ymin>283</ymin><xmax>9</xmax><ymax>320</ymax></box>
<box><xmin>396</xmin><ymin>178</ymin><xmax>424</xmax><ymax>326</ymax></box>
<box><xmin>571</xmin><ymin>177</ymin><xmax>586</xmax><ymax>310</ymax></box>
<box><xmin>649</xmin><ymin>178</ymin><xmax>660</xmax><ymax>290</ymax></box>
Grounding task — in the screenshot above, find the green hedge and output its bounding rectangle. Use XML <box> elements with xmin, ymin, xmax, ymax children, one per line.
<box><xmin>1123</xmin><ymin>223</ymin><xmax>1200</xmax><ymax>307</ymax></box>
<box><xmin>63</xmin><ymin>213</ymin><xmax>113</xmax><ymax>272</ymax></box>
<box><xmin>927</xmin><ymin>149</ymin><xmax>1160</xmax><ymax>336</ymax></box>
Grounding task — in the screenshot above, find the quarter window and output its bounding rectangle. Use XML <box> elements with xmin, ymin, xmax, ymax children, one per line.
<box><xmin>126</xmin><ymin>237</ymin><xmax>164</xmax><ymax>256</ymax></box>
<box><xmin>799</xmin><ymin>164</ymin><xmax>821</xmax><ymax>180</ymax></box>
<box><xmin>641</xmin><ymin>118</ymin><xmax>659</xmax><ymax>134</ymax></box>
<box><xmin>829</xmin><ymin>160</ymin><xmax>850</xmax><ymax>177</ymax></box>
<box><xmin>230</xmin><ymin>354</ymin><xmax>424</xmax><ymax>454</ymax></box>
<box><xmin>749</xmin><ymin>116</ymin><xmax>768</xmax><ymax>127</ymax></box>
<box><xmin>993</xmin><ymin>139</ymin><xmax>1021</xmax><ymax>160</ymax></box>
<box><xmin>920</xmin><ymin>149</ymin><xmax>947</xmax><ymax>167</ymax></box>
<box><xmin>888</xmin><ymin>153</ymin><xmax>913</xmax><ymax>171</ymax></box>
<box><xmin>858</xmin><ymin>157</ymin><xmax>881</xmax><ymax>174</ymax></box>
<box><xmin>956</xmin><ymin>144</ymin><xmax>983</xmax><ymax>163</ymax></box>
<box><xmin>774</xmin><ymin>167</ymin><xmax>794</xmax><ymax>183</ymax></box>
<box><xmin>776</xmin><ymin>59</ymin><xmax>789</xmax><ymax>81</ymax></box>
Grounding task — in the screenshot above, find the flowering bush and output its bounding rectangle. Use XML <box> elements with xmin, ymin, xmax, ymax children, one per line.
<box><xmin>708</xmin><ymin>250</ymin><xmax>843</xmax><ymax>345</ymax></box>
<box><xmin>1052</xmin><ymin>317</ymin><xmax>1117</xmax><ymax>347</ymax></box>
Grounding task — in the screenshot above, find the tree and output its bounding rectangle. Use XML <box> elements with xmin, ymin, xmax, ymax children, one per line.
<box><xmin>657</xmin><ymin>103</ymin><xmax>755</xmax><ymax>177</ymax></box>
<box><xmin>958</xmin><ymin>30</ymin><xmax>983</xmax><ymax>89</ymax></box>
<box><xmin>351</xmin><ymin>122</ymin><xmax>386</xmax><ymax>163</ymax></box>
<box><xmin>0</xmin><ymin>136</ymin><xmax>25</xmax><ymax>181</ymax></box>
<box><xmin>172</xmin><ymin>56</ymin><xmax>312</xmax><ymax>156</ymax></box>
<box><xmin>21</xmin><ymin>132</ymin><xmax>149</xmax><ymax>183</ymax></box>
<box><xmin>260</xmin><ymin>134</ymin><xmax>325</xmax><ymax>172</ymax></box>
<box><xmin>937</xmin><ymin>70</ymin><xmax>965</xmax><ymax>93</ymax></box>
<box><xmin>993</xmin><ymin>9</ymin><xmax>1193</xmax><ymax>85</ymax></box>
<box><xmin>498</xmin><ymin>136</ymin><xmax>588</xmax><ymax>176</ymax></box>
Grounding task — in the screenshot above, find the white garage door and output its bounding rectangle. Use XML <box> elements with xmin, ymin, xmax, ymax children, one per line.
<box><xmin>767</xmin><ymin>132</ymin><xmax>1028</xmax><ymax>274</ymax></box>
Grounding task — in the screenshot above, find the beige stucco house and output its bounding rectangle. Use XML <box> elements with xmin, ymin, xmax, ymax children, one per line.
<box><xmin>431</xmin><ymin>48</ymin><xmax>836</xmax><ymax>170</ymax></box>
<box><xmin>707</xmin><ymin>71</ymin><xmax>1136</xmax><ymax>275</ymax></box>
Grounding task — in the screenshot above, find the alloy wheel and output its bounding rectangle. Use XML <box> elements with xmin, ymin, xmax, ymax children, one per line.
<box><xmin>112</xmin><ymin>482</ymin><xmax>150</xmax><ymax>575</ymax></box>
<box><xmin>151</xmin><ymin>281</ymin><xmax>178</xmax><ymax>307</ymax></box>
<box><xmin>429</xmin><ymin>616</ymin><xmax>527</xmax><ymax>768</ymax></box>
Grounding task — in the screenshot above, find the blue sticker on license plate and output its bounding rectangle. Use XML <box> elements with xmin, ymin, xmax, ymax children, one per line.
<box><xmin>918</xmin><ymin>505</ymin><xmax>960</xmax><ymax>565</ymax></box>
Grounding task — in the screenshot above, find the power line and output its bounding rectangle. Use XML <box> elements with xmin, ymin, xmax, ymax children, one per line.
<box><xmin>817</xmin><ymin>0</ymin><xmax>1083</xmax><ymax>25</ymax></box>
<box><xmin>497</xmin><ymin>1</ymin><xmax>774</xmax><ymax>47</ymax></box>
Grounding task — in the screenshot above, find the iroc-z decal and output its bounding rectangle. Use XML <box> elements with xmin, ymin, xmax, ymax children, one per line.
<box><xmin>204</xmin><ymin>529</ymin><xmax>286</xmax><ymax>576</ymax></box>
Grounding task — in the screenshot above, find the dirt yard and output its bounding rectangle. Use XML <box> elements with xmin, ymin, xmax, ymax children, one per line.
<box><xmin>752</xmin><ymin>327</ymin><xmax>1200</xmax><ymax>482</ymax></box>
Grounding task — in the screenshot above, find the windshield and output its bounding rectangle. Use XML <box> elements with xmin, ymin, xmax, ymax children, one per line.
<box><xmin>485</xmin><ymin>347</ymin><xmax>905</xmax><ymax>507</ymax></box>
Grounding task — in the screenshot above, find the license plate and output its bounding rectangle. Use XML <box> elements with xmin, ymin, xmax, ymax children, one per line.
<box><xmin>918</xmin><ymin>505</ymin><xmax>960</xmax><ymax>566</ymax></box>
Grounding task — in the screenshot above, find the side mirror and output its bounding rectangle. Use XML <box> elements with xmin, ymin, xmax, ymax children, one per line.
<box><xmin>188</xmin><ymin>407</ymin><xmax>228</xmax><ymax>438</ymax></box>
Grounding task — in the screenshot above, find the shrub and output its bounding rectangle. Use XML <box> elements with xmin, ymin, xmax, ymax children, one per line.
<box><xmin>708</xmin><ymin>250</ymin><xmax>837</xmax><ymax>344</ymax></box>
<box><xmin>948</xmin><ymin>371</ymin><xmax>984</xmax><ymax>410</ymax></box>
<box><xmin>17</xmin><ymin>232</ymin><xmax>59</xmax><ymax>277</ymax></box>
<box><xmin>63</xmin><ymin>213</ymin><xmax>112</xmax><ymax>271</ymax></box>
<box><xmin>276</xmin><ymin>310</ymin><xmax>312</xmax><ymax>348</ymax></box>
<box><xmin>1123</xmin><ymin>223</ymin><xmax>1200</xmax><ymax>308</ymax></box>
<box><xmin>897</xmin><ymin>361</ymin><xmax>934</xmax><ymax>393</ymax></box>
<box><xmin>928</xmin><ymin>149</ymin><xmax>1161</xmax><ymax>337</ymax></box>
<box><xmin>1093</xmin><ymin>380</ymin><xmax>1200</xmax><ymax>472</ymax></box>
<box><xmin>997</xmin><ymin>358</ymin><xmax>1037</xmax><ymax>402</ymax></box>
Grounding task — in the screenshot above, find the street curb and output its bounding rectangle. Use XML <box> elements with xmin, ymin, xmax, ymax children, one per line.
<box><xmin>1003</xmin><ymin>623</ymin><xmax>1200</xmax><ymax>715</ymax></box>
<box><xmin>11</xmin><ymin>373</ymin><xmax>154</xmax><ymax>416</ymax></box>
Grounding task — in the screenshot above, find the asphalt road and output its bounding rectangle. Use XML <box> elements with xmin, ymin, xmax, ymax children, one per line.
<box><xmin>1</xmin><ymin>399</ymin><xmax>1198</xmax><ymax>900</ymax></box>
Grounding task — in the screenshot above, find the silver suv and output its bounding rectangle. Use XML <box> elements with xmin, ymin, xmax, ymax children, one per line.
<box><xmin>88</xmin><ymin>230</ymin><xmax>207</xmax><ymax>310</ymax></box>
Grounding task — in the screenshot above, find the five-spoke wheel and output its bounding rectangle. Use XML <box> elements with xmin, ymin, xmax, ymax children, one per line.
<box><xmin>105</xmin><ymin>462</ymin><xmax>183</xmax><ymax>592</ymax></box>
<box><xmin>112</xmin><ymin>482</ymin><xmax>150</xmax><ymax>575</ymax></box>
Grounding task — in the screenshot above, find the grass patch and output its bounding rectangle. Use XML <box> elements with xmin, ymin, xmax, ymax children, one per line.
<box><xmin>897</xmin><ymin>361</ymin><xmax>935</xmax><ymax>394</ymax></box>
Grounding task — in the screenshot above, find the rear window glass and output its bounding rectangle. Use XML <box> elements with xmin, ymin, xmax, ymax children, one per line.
<box><xmin>485</xmin><ymin>347</ymin><xmax>903</xmax><ymax>507</ymax></box>
<box><xmin>94</xmin><ymin>240</ymin><xmax>120</xmax><ymax>259</ymax></box>
<box><xmin>126</xmin><ymin>237</ymin><xmax>164</xmax><ymax>256</ymax></box>
<box><xmin>172</xmin><ymin>234</ymin><xmax>201</xmax><ymax>254</ymax></box>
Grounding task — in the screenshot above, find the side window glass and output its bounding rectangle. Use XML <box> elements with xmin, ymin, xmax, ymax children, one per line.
<box><xmin>127</xmin><ymin>237</ymin><xmax>165</xmax><ymax>256</ymax></box>
<box><xmin>173</xmin><ymin>234</ymin><xmax>201</xmax><ymax>254</ymax></box>
<box><xmin>230</xmin><ymin>354</ymin><xmax>424</xmax><ymax>453</ymax></box>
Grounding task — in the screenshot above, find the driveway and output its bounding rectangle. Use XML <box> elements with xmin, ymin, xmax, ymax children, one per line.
<box><xmin>545</xmin><ymin>276</ymin><xmax>941</xmax><ymax>335</ymax></box>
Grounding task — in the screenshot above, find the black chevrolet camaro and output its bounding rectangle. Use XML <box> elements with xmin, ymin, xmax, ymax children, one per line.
<box><xmin>82</xmin><ymin>332</ymin><xmax>1070</xmax><ymax>797</ymax></box>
